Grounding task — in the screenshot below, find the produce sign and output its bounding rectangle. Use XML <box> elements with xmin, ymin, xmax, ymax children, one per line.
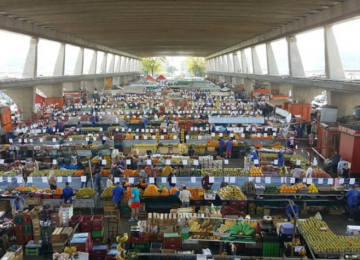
<box><xmin>300</xmin><ymin>217</ymin><xmax>360</xmax><ymax>253</ymax></box>
<box><xmin>188</xmin><ymin>218</ymin><xmax>256</xmax><ymax>242</ymax></box>
<box><xmin>218</xmin><ymin>185</ymin><xmax>246</xmax><ymax>200</ymax></box>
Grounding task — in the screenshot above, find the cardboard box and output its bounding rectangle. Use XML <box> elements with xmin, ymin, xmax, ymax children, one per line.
<box><xmin>1</xmin><ymin>252</ymin><xmax>15</xmax><ymax>260</ymax></box>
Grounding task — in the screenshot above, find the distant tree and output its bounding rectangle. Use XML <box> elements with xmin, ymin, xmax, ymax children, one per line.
<box><xmin>185</xmin><ymin>57</ymin><xmax>206</xmax><ymax>77</ymax></box>
<box><xmin>142</xmin><ymin>57</ymin><xmax>165</xmax><ymax>76</ymax></box>
<box><xmin>167</xmin><ymin>66</ymin><xmax>176</xmax><ymax>75</ymax></box>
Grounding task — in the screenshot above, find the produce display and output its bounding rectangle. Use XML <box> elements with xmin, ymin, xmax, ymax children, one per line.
<box><xmin>249</xmin><ymin>167</ymin><xmax>263</xmax><ymax>177</ymax></box>
<box><xmin>188</xmin><ymin>188</ymin><xmax>205</xmax><ymax>200</ymax></box>
<box><xmin>312</xmin><ymin>169</ymin><xmax>331</xmax><ymax>178</ymax></box>
<box><xmin>100</xmin><ymin>169</ymin><xmax>110</xmax><ymax>177</ymax></box>
<box><xmin>101</xmin><ymin>186</ymin><xmax>114</xmax><ymax>198</ymax></box>
<box><xmin>241</xmin><ymin>181</ymin><xmax>255</xmax><ymax>194</ymax></box>
<box><xmin>261</xmin><ymin>165</ymin><xmax>280</xmax><ymax>176</ymax></box>
<box><xmin>143</xmin><ymin>184</ymin><xmax>169</xmax><ymax>196</ymax></box>
<box><xmin>308</xmin><ymin>183</ymin><xmax>318</xmax><ymax>193</ymax></box>
<box><xmin>300</xmin><ymin>217</ymin><xmax>360</xmax><ymax>253</ymax></box>
<box><xmin>201</xmin><ymin>168</ymin><xmax>248</xmax><ymax>177</ymax></box>
<box><xmin>279</xmin><ymin>184</ymin><xmax>298</xmax><ymax>194</ymax></box>
<box><xmin>31</xmin><ymin>169</ymin><xmax>75</xmax><ymax>177</ymax></box>
<box><xmin>264</xmin><ymin>186</ymin><xmax>279</xmax><ymax>194</ymax></box>
<box><xmin>218</xmin><ymin>185</ymin><xmax>247</xmax><ymax>200</ymax></box>
<box><xmin>75</xmin><ymin>187</ymin><xmax>97</xmax><ymax>198</ymax></box>
<box><xmin>269</xmin><ymin>142</ymin><xmax>284</xmax><ymax>149</ymax></box>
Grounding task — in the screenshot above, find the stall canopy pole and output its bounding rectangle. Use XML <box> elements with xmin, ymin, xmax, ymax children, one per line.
<box><xmin>89</xmin><ymin>160</ymin><xmax>94</xmax><ymax>188</ymax></box>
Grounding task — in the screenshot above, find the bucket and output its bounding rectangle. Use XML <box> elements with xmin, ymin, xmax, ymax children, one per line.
<box><xmin>355</xmin><ymin>106</ymin><xmax>360</xmax><ymax>119</ymax></box>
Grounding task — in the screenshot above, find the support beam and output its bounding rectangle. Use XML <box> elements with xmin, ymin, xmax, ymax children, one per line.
<box><xmin>108</xmin><ymin>55</ymin><xmax>115</xmax><ymax>73</ymax></box>
<box><xmin>114</xmin><ymin>56</ymin><xmax>121</xmax><ymax>73</ymax></box>
<box><xmin>251</xmin><ymin>47</ymin><xmax>262</xmax><ymax>74</ymax></box>
<box><xmin>100</xmin><ymin>53</ymin><xmax>107</xmax><ymax>74</ymax></box>
<box><xmin>233</xmin><ymin>53</ymin><xmax>241</xmax><ymax>73</ymax></box>
<box><xmin>227</xmin><ymin>54</ymin><xmax>234</xmax><ymax>73</ymax></box>
<box><xmin>74</xmin><ymin>48</ymin><xmax>84</xmax><ymax>75</ymax></box>
<box><xmin>324</xmin><ymin>26</ymin><xmax>345</xmax><ymax>80</ymax></box>
<box><xmin>241</xmin><ymin>50</ymin><xmax>249</xmax><ymax>74</ymax></box>
<box><xmin>214</xmin><ymin>57</ymin><xmax>220</xmax><ymax>72</ymax></box>
<box><xmin>62</xmin><ymin>82</ymin><xmax>80</xmax><ymax>92</ymax></box>
<box><xmin>222</xmin><ymin>55</ymin><xmax>228</xmax><ymax>73</ymax></box>
<box><xmin>88</xmin><ymin>51</ymin><xmax>97</xmax><ymax>75</ymax></box>
<box><xmin>266</xmin><ymin>43</ymin><xmax>279</xmax><ymax>75</ymax></box>
<box><xmin>37</xmin><ymin>84</ymin><xmax>63</xmax><ymax>98</ymax></box>
<box><xmin>22</xmin><ymin>37</ymin><xmax>39</xmax><ymax>78</ymax></box>
<box><xmin>3</xmin><ymin>87</ymin><xmax>35</xmax><ymax>120</ymax></box>
<box><xmin>53</xmin><ymin>43</ymin><xmax>65</xmax><ymax>76</ymax></box>
<box><xmin>120</xmin><ymin>56</ymin><xmax>126</xmax><ymax>73</ymax></box>
<box><xmin>81</xmin><ymin>80</ymin><xmax>95</xmax><ymax>92</ymax></box>
<box><xmin>286</xmin><ymin>36</ymin><xmax>305</xmax><ymax>77</ymax></box>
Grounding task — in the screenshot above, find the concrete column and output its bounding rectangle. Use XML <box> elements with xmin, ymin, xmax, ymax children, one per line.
<box><xmin>74</xmin><ymin>47</ymin><xmax>84</xmax><ymax>75</ymax></box>
<box><xmin>251</xmin><ymin>46</ymin><xmax>262</xmax><ymax>74</ymax></box>
<box><xmin>120</xmin><ymin>57</ymin><xmax>126</xmax><ymax>72</ymax></box>
<box><xmin>205</xmin><ymin>60</ymin><xmax>209</xmax><ymax>71</ymax></box>
<box><xmin>88</xmin><ymin>51</ymin><xmax>97</xmax><ymax>74</ymax></box>
<box><xmin>114</xmin><ymin>56</ymin><xmax>121</xmax><ymax>73</ymax></box>
<box><xmin>3</xmin><ymin>87</ymin><xmax>36</xmax><ymax>120</ymax></box>
<box><xmin>120</xmin><ymin>76</ymin><xmax>125</xmax><ymax>85</ymax></box>
<box><xmin>266</xmin><ymin>43</ymin><xmax>279</xmax><ymax>75</ymax></box>
<box><xmin>214</xmin><ymin>57</ymin><xmax>220</xmax><ymax>72</ymax></box>
<box><xmin>286</xmin><ymin>36</ymin><xmax>305</xmax><ymax>77</ymax></box>
<box><xmin>22</xmin><ymin>37</ymin><xmax>39</xmax><ymax>78</ymax></box>
<box><xmin>108</xmin><ymin>55</ymin><xmax>115</xmax><ymax>73</ymax></box>
<box><xmin>292</xmin><ymin>85</ymin><xmax>323</xmax><ymax>103</ymax></box>
<box><xmin>94</xmin><ymin>78</ymin><xmax>105</xmax><ymax>90</ymax></box>
<box><xmin>210</xmin><ymin>59</ymin><xmax>215</xmax><ymax>71</ymax></box>
<box><xmin>235</xmin><ymin>77</ymin><xmax>244</xmax><ymax>85</ymax></box>
<box><xmin>241</xmin><ymin>50</ymin><xmax>249</xmax><ymax>74</ymax></box>
<box><xmin>233</xmin><ymin>53</ymin><xmax>241</xmax><ymax>73</ymax></box>
<box><xmin>244</xmin><ymin>79</ymin><xmax>253</xmax><ymax>92</ymax></box>
<box><xmin>326</xmin><ymin>91</ymin><xmax>360</xmax><ymax>117</ymax></box>
<box><xmin>37</xmin><ymin>84</ymin><xmax>63</xmax><ymax>98</ymax></box>
<box><xmin>324</xmin><ymin>26</ymin><xmax>345</xmax><ymax>80</ymax></box>
<box><xmin>100</xmin><ymin>53</ymin><xmax>107</xmax><ymax>74</ymax></box>
<box><xmin>53</xmin><ymin>43</ymin><xmax>65</xmax><ymax>76</ymax></box>
<box><xmin>222</xmin><ymin>55</ymin><xmax>228</xmax><ymax>72</ymax></box>
<box><xmin>227</xmin><ymin>54</ymin><xmax>234</xmax><ymax>73</ymax></box>
<box><xmin>62</xmin><ymin>82</ymin><xmax>80</xmax><ymax>92</ymax></box>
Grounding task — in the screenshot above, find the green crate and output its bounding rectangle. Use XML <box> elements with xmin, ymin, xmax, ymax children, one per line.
<box><xmin>131</xmin><ymin>242</ymin><xmax>149</xmax><ymax>253</ymax></box>
<box><xmin>263</xmin><ymin>242</ymin><xmax>280</xmax><ymax>257</ymax></box>
<box><xmin>23</xmin><ymin>225</ymin><xmax>33</xmax><ymax>234</ymax></box>
<box><xmin>14</xmin><ymin>215</ymin><xmax>23</xmax><ymax>225</ymax></box>
<box><xmin>92</xmin><ymin>227</ymin><xmax>105</xmax><ymax>238</ymax></box>
<box><xmin>25</xmin><ymin>247</ymin><xmax>41</xmax><ymax>256</ymax></box>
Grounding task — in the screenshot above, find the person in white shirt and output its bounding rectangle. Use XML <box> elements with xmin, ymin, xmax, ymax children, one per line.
<box><xmin>179</xmin><ymin>186</ymin><xmax>192</xmax><ymax>207</ymax></box>
<box><xmin>306</xmin><ymin>165</ymin><xmax>313</xmax><ymax>178</ymax></box>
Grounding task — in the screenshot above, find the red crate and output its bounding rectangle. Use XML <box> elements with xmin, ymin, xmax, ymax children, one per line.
<box><xmin>70</xmin><ymin>215</ymin><xmax>83</xmax><ymax>228</ymax></box>
<box><xmin>32</xmin><ymin>193</ymin><xmax>41</xmax><ymax>198</ymax></box>
<box><xmin>93</xmin><ymin>236</ymin><xmax>105</xmax><ymax>244</ymax></box>
<box><xmin>15</xmin><ymin>225</ymin><xmax>23</xmax><ymax>234</ymax></box>
<box><xmin>81</xmin><ymin>216</ymin><xmax>93</xmax><ymax>232</ymax></box>
<box><xmin>53</xmin><ymin>195</ymin><xmax>63</xmax><ymax>199</ymax></box>
<box><xmin>81</xmin><ymin>226</ymin><xmax>92</xmax><ymax>233</ymax></box>
<box><xmin>129</xmin><ymin>236</ymin><xmax>146</xmax><ymax>243</ymax></box>
<box><xmin>42</xmin><ymin>194</ymin><xmax>52</xmax><ymax>199</ymax></box>
<box><xmin>90</xmin><ymin>255</ymin><xmax>106</xmax><ymax>260</ymax></box>
<box><xmin>22</xmin><ymin>215</ymin><xmax>32</xmax><ymax>224</ymax></box>
<box><xmin>90</xmin><ymin>245</ymin><xmax>109</xmax><ymax>256</ymax></box>
<box><xmin>92</xmin><ymin>215</ymin><xmax>104</xmax><ymax>231</ymax></box>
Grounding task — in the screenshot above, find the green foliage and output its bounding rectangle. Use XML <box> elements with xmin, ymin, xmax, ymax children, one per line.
<box><xmin>142</xmin><ymin>57</ymin><xmax>165</xmax><ymax>76</ymax></box>
<box><xmin>185</xmin><ymin>57</ymin><xmax>206</xmax><ymax>77</ymax></box>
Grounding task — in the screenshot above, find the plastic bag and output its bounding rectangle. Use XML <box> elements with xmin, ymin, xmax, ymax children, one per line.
<box><xmin>315</xmin><ymin>212</ymin><xmax>322</xmax><ymax>220</ymax></box>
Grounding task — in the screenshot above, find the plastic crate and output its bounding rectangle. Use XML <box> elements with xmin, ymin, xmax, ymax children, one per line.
<box><xmin>92</xmin><ymin>215</ymin><xmax>104</xmax><ymax>231</ymax></box>
<box><xmin>131</xmin><ymin>242</ymin><xmax>150</xmax><ymax>253</ymax></box>
<box><xmin>23</xmin><ymin>225</ymin><xmax>33</xmax><ymax>234</ymax></box>
<box><xmin>15</xmin><ymin>215</ymin><xmax>23</xmax><ymax>225</ymax></box>
<box><xmin>261</xmin><ymin>231</ymin><xmax>279</xmax><ymax>242</ymax></box>
<box><xmin>280</xmin><ymin>224</ymin><xmax>295</xmax><ymax>235</ymax></box>
<box><xmin>150</xmin><ymin>243</ymin><xmax>162</xmax><ymax>252</ymax></box>
<box><xmin>263</xmin><ymin>242</ymin><xmax>280</xmax><ymax>257</ymax></box>
<box><xmin>92</xmin><ymin>227</ymin><xmax>105</xmax><ymax>238</ymax></box>
<box><xmin>25</xmin><ymin>247</ymin><xmax>42</xmax><ymax>256</ymax></box>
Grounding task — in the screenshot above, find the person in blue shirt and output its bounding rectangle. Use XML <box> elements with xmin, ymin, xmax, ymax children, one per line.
<box><xmin>219</xmin><ymin>137</ymin><xmax>225</xmax><ymax>157</ymax></box>
<box><xmin>112</xmin><ymin>182</ymin><xmax>124</xmax><ymax>209</ymax></box>
<box><xmin>91</xmin><ymin>117</ymin><xmax>96</xmax><ymax>127</ymax></box>
<box><xmin>12</xmin><ymin>196</ymin><xmax>25</xmax><ymax>216</ymax></box>
<box><xmin>211</xmin><ymin>124</ymin><xmax>216</xmax><ymax>133</ymax></box>
<box><xmin>46</xmin><ymin>125</ymin><xmax>53</xmax><ymax>134</ymax></box>
<box><xmin>346</xmin><ymin>186</ymin><xmax>359</xmax><ymax>221</ymax></box>
<box><xmin>62</xmin><ymin>182</ymin><xmax>74</xmax><ymax>204</ymax></box>
<box><xmin>90</xmin><ymin>106</ymin><xmax>94</xmax><ymax>115</ymax></box>
<box><xmin>296</xmin><ymin>125</ymin><xmax>302</xmax><ymax>139</ymax></box>
<box><xmin>225</xmin><ymin>139</ymin><xmax>233</xmax><ymax>159</ymax></box>
<box><xmin>129</xmin><ymin>186</ymin><xmax>140</xmax><ymax>222</ymax></box>
<box><xmin>94</xmin><ymin>170</ymin><xmax>103</xmax><ymax>196</ymax></box>
<box><xmin>250</xmin><ymin>149</ymin><xmax>260</xmax><ymax>166</ymax></box>
<box><xmin>117</xmin><ymin>159</ymin><xmax>125</xmax><ymax>174</ymax></box>
<box><xmin>286</xmin><ymin>201</ymin><xmax>299</xmax><ymax>221</ymax></box>
<box><xmin>8</xmin><ymin>130</ymin><xmax>15</xmax><ymax>140</ymax></box>
<box><xmin>143</xmin><ymin>117</ymin><xmax>149</xmax><ymax>127</ymax></box>
<box><xmin>278</xmin><ymin>150</ymin><xmax>284</xmax><ymax>167</ymax></box>
<box><xmin>165</xmin><ymin>116</ymin><xmax>169</xmax><ymax>126</ymax></box>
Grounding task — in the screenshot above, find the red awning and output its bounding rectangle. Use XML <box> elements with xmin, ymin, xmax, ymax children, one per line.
<box><xmin>35</xmin><ymin>93</ymin><xmax>45</xmax><ymax>105</ymax></box>
<box><xmin>145</xmin><ymin>75</ymin><xmax>155</xmax><ymax>81</ymax></box>
<box><xmin>156</xmin><ymin>75</ymin><xmax>166</xmax><ymax>80</ymax></box>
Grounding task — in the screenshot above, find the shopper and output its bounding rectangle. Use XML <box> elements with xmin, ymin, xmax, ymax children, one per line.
<box><xmin>136</xmin><ymin>176</ymin><xmax>147</xmax><ymax>191</ymax></box>
<box><xmin>288</xmin><ymin>135</ymin><xmax>295</xmax><ymax>149</ymax></box>
<box><xmin>94</xmin><ymin>170</ymin><xmax>104</xmax><ymax>195</ymax></box>
<box><xmin>301</xmin><ymin>120</ymin><xmax>306</xmax><ymax>136</ymax></box>
<box><xmin>129</xmin><ymin>186</ymin><xmax>141</xmax><ymax>222</ymax></box>
<box><xmin>346</xmin><ymin>186</ymin><xmax>359</xmax><ymax>221</ymax></box>
<box><xmin>223</xmin><ymin>243</ymin><xmax>237</xmax><ymax>260</ymax></box>
<box><xmin>112</xmin><ymin>182</ymin><xmax>124</xmax><ymax>210</ymax></box>
<box><xmin>107</xmin><ymin>175</ymin><xmax>114</xmax><ymax>187</ymax></box>
<box><xmin>306</xmin><ymin>164</ymin><xmax>313</xmax><ymax>178</ymax></box>
<box><xmin>62</xmin><ymin>182</ymin><xmax>74</xmax><ymax>204</ymax></box>
<box><xmin>337</xmin><ymin>158</ymin><xmax>345</xmax><ymax>176</ymax></box>
<box><xmin>188</xmin><ymin>146</ymin><xmax>195</xmax><ymax>156</ymax></box>
<box><xmin>122</xmin><ymin>173</ymin><xmax>131</xmax><ymax>189</ymax></box>
<box><xmin>139</xmin><ymin>167</ymin><xmax>147</xmax><ymax>179</ymax></box>
<box><xmin>11</xmin><ymin>196</ymin><xmax>25</xmax><ymax>216</ymax></box>
<box><xmin>201</xmin><ymin>172</ymin><xmax>213</xmax><ymax>191</ymax></box>
<box><xmin>167</xmin><ymin>169</ymin><xmax>176</xmax><ymax>188</ymax></box>
<box><xmin>110</xmin><ymin>163</ymin><xmax>120</xmax><ymax>178</ymax></box>
<box><xmin>220</xmin><ymin>177</ymin><xmax>229</xmax><ymax>188</ymax></box>
<box><xmin>296</xmin><ymin>125</ymin><xmax>302</xmax><ymax>139</ymax></box>
<box><xmin>308</xmin><ymin>132</ymin><xmax>314</xmax><ymax>146</ymax></box>
<box><xmin>77</xmin><ymin>121</ymin><xmax>82</xmax><ymax>134</ymax></box>
<box><xmin>341</xmin><ymin>163</ymin><xmax>350</xmax><ymax>188</ymax></box>
<box><xmin>277</xmin><ymin>150</ymin><xmax>284</xmax><ymax>167</ymax></box>
<box><xmin>48</xmin><ymin>170</ymin><xmax>57</xmax><ymax>190</ymax></box>
<box><xmin>225</xmin><ymin>138</ymin><xmax>233</xmax><ymax>159</ymax></box>
<box><xmin>291</xmin><ymin>166</ymin><xmax>305</xmax><ymax>183</ymax></box>
<box><xmin>0</xmin><ymin>128</ymin><xmax>6</xmax><ymax>144</ymax></box>
<box><xmin>179</xmin><ymin>186</ymin><xmax>192</xmax><ymax>207</ymax></box>
<box><xmin>219</xmin><ymin>137</ymin><xmax>225</xmax><ymax>157</ymax></box>
<box><xmin>286</xmin><ymin>201</ymin><xmax>299</xmax><ymax>221</ymax></box>
<box><xmin>306</xmin><ymin>122</ymin><xmax>312</xmax><ymax>136</ymax></box>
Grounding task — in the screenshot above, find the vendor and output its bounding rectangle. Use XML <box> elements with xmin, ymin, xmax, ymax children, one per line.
<box><xmin>136</xmin><ymin>176</ymin><xmax>147</xmax><ymax>191</ymax></box>
<box><xmin>201</xmin><ymin>172</ymin><xmax>213</xmax><ymax>191</ymax></box>
<box><xmin>46</xmin><ymin>124</ymin><xmax>53</xmax><ymax>134</ymax></box>
<box><xmin>111</xmin><ymin>163</ymin><xmax>121</xmax><ymax>178</ymax></box>
<box><xmin>179</xmin><ymin>186</ymin><xmax>192</xmax><ymax>207</ymax></box>
<box><xmin>167</xmin><ymin>169</ymin><xmax>176</xmax><ymax>188</ymax></box>
<box><xmin>62</xmin><ymin>182</ymin><xmax>74</xmax><ymax>204</ymax></box>
<box><xmin>188</xmin><ymin>146</ymin><xmax>195</xmax><ymax>156</ymax></box>
<box><xmin>112</xmin><ymin>182</ymin><xmax>124</xmax><ymax>209</ymax></box>
<box><xmin>346</xmin><ymin>185</ymin><xmax>359</xmax><ymax>221</ymax></box>
<box><xmin>48</xmin><ymin>170</ymin><xmax>57</xmax><ymax>190</ymax></box>
<box><xmin>291</xmin><ymin>166</ymin><xmax>305</xmax><ymax>183</ymax></box>
<box><xmin>250</xmin><ymin>148</ymin><xmax>259</xmax><ymax>166</ymax></box>
<box><xmin>220</xmin><ymin>177</ymin><xmax>228</xmax><ymax>188</ymax></box>
<box><xmin>12</xmin><ymin>196</ymin><xmax>25</xmax><ymax>216</ymax></box>
<box><xmin>117</xmin><ymin>159</ymin><xmax>125</xmax><ymax>173</ymax></box>
<box><xmin>286</xmin><ymin>201</ymin><xmax>299</xmax><ymax>221</ymax></box>
<box><xmin>219</xmin><ymin>137</ymin><xmax>225</xmax><ymax>157</ymax></box>
<box><xmin>107</xmin><ymin>175</ymin><xmax>114</xmax><ymax>187</ymax></box>
<box><xmin>122</xmin><ymin>173</ymin><xmax>131</xmax><ymax>189</ymax></box>
<box><xmin>277</xmin><ymin>150</ymin><xmax>284</xmax><ymax>167</ymax></box>
<box><xmin>225</xmin><ymin>138</ymin><xmax>233</xmax><ymax>159</ymax></box>
<box><xmin>306</xmin><ymin>164</ymin><xmax>313</xmax><ymax>178</ymax></box>
<box><xmin>94</xmin><ymin>169</ymin><xmax>104</xmax><ymax>195</ymax></box>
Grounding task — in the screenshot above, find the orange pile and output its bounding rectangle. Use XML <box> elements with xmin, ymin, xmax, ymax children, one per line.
<box><xmin>250</xmin><ymin>167</ymin><xmax>264</xmax><ymax>177</ymax></box>
<box><xmin>122</xmin><ymin>188</ymin><xmax>132</xmax><ymax>201</ymax></box>
<box><xmin>100</xmin><ymin>169</ymin><xmax>110</xmax><ymax>177</ymax></box>
<box><xmin>53</xmin><ymin>187</ymin><xmax>63</xmax><ymax>195</ymax></box>
<box><xmin>188</xmin><ymin>188</ymin><xmax>205</xmax><ymax>200</ymax></box>
<box><xmin>279</xmin><ymin>184</ymin><xmax>298</xmax><ymax>194</ymax></box>
<box><xmin>143</xmin><ymin>184</ymin><xmax>160</xmax><ymax>196</ymax></box>
<box><xmin>122</xmin><ymin>169</ymin><xmax>134</xmax><ymax>176</ymax></box>
<box><xmin>296</xmin><ymin>182</ymin><xmax>307</xmax><ymax>189</ymax></box>
<box><xmin>169</xmin><ymin>187</ymin><xmax>179</xmax><ymax>195</ymax></box>
<box><xmin>73</xmin><ymin>170</ymin><xmax>84</xmax><ymax>177</ymax></box>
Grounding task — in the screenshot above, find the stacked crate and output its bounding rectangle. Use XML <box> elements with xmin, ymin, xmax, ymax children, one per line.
<box><xmin>91</xmin><ymin>215</ymin><xmax>105</xmax><ymax>244</ymax></box>
<box><xmin>90</xmin><ymin>245</ymin><xmax>109</xmax><ymax>260</ymax></box>
<box><xmin>14</xmin><ymin>213</ymin><xmax>33</xmax><ymax>246</ymax></box>
<box><xmin>80</xmin><ymin>216</ymin><xmax>93</xmax><ymax>232</ymax></box>
<box><xmin>61</xmin><ymin>204</ymin><xmax>74</xmax><ymax>227</ymax></box>
<box><xmin>50</xmin><ymin>206</ymin><xmax>63</xmax><ymax>227</ymax></box>
<box><xmin>70</xmin><ymin>233</ymin><xmax>93</xmax><ymax>253</ymax></box>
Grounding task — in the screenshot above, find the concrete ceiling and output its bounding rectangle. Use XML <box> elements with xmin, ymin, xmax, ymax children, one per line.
<box><xmin>0</xmin><ymin>0</ymin><xmax>345</xmax><ymax>57</ymax></box>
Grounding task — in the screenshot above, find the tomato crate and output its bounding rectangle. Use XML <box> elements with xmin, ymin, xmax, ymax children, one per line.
<box><xmin>23</xmin><ymin>215</ymin><xmax>32</xmax><ymax>224</ymax></box>
<box><xmin>92</xmin><ymin>215</ymin><xmax>104</xmax><ymax>231</ymax></box>
<box><xmin>15</xmin><ymin>225</ymin><xmax>24</xmax><ymax>234</ymax></box>
<box><xmin>69</xmin><ymin>215</ymin><xmax>83</xmax><ymax>228</ymax></box>
<box><xmin>80</xmin><ymin>216</ymin><xmax>93</xmax><ymax>232</ymax></box>
<box><xmin>25</xmin><ymin>247</ymin><xmax>42</xmax><ymax>256</ymax></box>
